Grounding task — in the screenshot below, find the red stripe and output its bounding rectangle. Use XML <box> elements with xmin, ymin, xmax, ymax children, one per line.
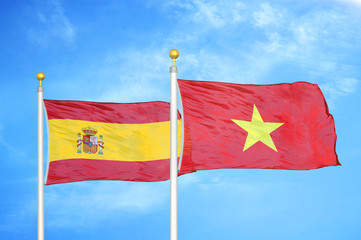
<box><xmin>44</xmin><ymin>100</ymin><xmax>181</xmax><ymax>124</ymax></box>
<box><xmin>46</xmin><ymin>159</ymin><xmax>194</xmax><ymax>185</ymax></box>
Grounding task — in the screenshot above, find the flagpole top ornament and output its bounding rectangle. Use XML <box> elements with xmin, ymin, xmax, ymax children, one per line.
<box><xmin>169</xmin><ymin>49</ymin><xmax>179</xmax><ymax>66</ymax></box>
<box><xmin>36</xmin><ymin>72</ymin><xmax>45</xmax><ymax>87</ymax></box>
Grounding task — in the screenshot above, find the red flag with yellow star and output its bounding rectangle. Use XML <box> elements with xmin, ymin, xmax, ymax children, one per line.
<box><xmin>178</xmin><ymin>79</ymin><xmax>340</xmax><ymax>171</ymax></box>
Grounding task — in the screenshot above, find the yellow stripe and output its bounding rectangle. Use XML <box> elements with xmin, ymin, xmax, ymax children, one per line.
<box><xmin>48</xmin><ymin>119</ymin><xmax>182</xmax><ymax>162</ymax></box>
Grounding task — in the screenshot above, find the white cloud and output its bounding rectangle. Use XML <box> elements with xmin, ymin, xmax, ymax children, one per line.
<box><xmin>95</xmin><ymin>48</ymin><xmax>171</xmax><ymax>103</ymax></box>
<box><xmin>192</xmin><ymin>0</ymin><xmax>245</xmax><ymax>27</ymax></box>
<box><xmin>337</xmin><ymin>78</ymin><xmax>358</xmax><ymax>93</ymax></box>
<box><xmin>27</xmin><ymin>0</ymin><xmax>75</xmax><ymax>45</ymax></box>
<box><xmin>253</xmin><ymin>2</ymin><xmax>283</xmax><ymax>28</ymax></box>
<box><xmin>333</xmin><ymin>0</ymin><xmax>361</xmax><ymax>7</ymax></box>
<box><xmin>164</xmin><ymin>0</ymin><xmax>246</xmax><ymax>28</ymax></box>
<box><xmin>62</xmin><ymin>1</ymin><xmax>360</xmax><ymax>107</ymax></box>
<box><xmin>244</xmin><ymin>2</ymin><xmax>361</xmax><ymax>93</ymax></box>
<box><xmin>320</xmin><ymin>77</ymin><xmax>359</xmax><ymax>108</ymax></box>
<box><xmin>180</xmin><ymin>50</ymin><xmax>252</xmax><ymax>83</ymax></box>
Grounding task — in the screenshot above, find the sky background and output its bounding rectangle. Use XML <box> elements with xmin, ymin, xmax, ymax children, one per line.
<box><xmin>1</xmin><ymin>0</ymin><xmax>361</xmax><ymax>239</ymax></box>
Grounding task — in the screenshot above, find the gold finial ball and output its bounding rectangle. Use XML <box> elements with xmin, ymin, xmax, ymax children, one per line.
<box><xmin>169</xmin><ymin>49</ymin><xmax>179</xmax><ymax>60</ymax></box>
<box><xmin>36</xmin><ymin>72</ymin><xmax>45</xmax><ymax>81</ymax></box>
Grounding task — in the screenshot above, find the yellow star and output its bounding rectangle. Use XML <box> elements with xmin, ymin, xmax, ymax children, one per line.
<box><xmin>232</xmin><ymin>105</ymin><xmax>284</xmax><ymax>152</ymax></box>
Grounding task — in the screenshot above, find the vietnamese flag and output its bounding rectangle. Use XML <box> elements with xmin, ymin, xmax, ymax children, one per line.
<box><xmin>178</xmin><ymin>79</ymin><xmax>340</xmax><ymax>171</ymax></box>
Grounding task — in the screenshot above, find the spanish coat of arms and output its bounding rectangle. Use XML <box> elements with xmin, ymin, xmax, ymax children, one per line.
<box><xmin>77</xmin><ymin>126</ymin><xmax>104</xmax><ymax>154</ymax></box>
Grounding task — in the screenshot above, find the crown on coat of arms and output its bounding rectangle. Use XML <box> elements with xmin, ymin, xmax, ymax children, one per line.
<box><xmin>82</xmin><ymin>126</ymin><xmax>97</xmax><ymax>136</ymax></box>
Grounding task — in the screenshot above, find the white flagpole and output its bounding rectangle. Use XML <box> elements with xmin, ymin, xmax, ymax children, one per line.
<box><xmin>169</xmin><ymin>49</ymin><xmax>179</xmax><ymax>240</ymax></box>
<box><xmin>37</xmin><ymin>72</ymin><xmax>45</xmax><ymax>240</ymax></box>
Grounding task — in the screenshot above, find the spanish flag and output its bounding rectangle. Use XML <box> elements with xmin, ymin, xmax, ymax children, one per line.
<box><xmin>178</xmin><ymin>79</ymin><xmax>340</xmax><ymax>171</ymax></box>
<box><xmin>44</xmin><ymin>100</ymin><xmax>187</xmax><ymax>185</ymax></box>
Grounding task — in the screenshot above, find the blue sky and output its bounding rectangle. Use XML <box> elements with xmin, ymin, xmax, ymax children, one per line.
<box><xmin>1</xmin><ymin>0</ymin><xmax>361</xmax><ymax>239</ymax></box>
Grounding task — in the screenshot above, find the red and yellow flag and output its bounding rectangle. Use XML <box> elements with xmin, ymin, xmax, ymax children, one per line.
<box><xmin>44</xmin><ymin>100</ymin><xmax>188</xmax><ymax>185</ymax></box>
<box><xmin>178</xmin><ymin>79</ymin><xmax>340</xmax><ymax>171</ymax></box>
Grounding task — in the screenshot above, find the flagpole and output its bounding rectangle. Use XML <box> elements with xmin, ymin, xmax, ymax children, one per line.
<box><xmin>37</xmin><ymin>72</ymin><xmax>45</xmax><ymax>240</ymax></box>
<box><xmin>169</xmin><ymin>49</ymin><xmax>179</xmax><ymax>240</ymax></box>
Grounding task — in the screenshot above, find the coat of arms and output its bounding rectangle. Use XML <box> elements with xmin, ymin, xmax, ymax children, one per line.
<box><xmin>77</xmin><ymin>126</ymin><xmax>104</xmax><ymax>154</ymax></box>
